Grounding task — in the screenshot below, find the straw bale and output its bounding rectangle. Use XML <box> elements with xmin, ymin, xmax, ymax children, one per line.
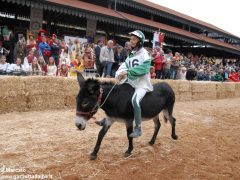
<box><xmin>178</xmin><ymin>92</ymin><xmax>192</xmax><ymax>102</ymax></box>
<box><xmin>235</xmin><ymin>83</ymin><xmax>240</xmax><ymax>97</ymax></box>
<box><xmin>192</xmin><ymin>91</ymin><xmax>217</xmax><ymax>101</ymax></box>
<box><xmin>25</xmin><ymin>76</ymin><xmax>64</xmax><ymax>96</ymax></box>
<box><xmin>216</xmin><ymin>82</ymin><xmax>236</xmax><ymax>99</ymax></box>
<box><xmin>27</xmin><ymin>95</ymin><xmax>65</xmax><ymax>111</ymax></box>
<box><xmin>65</xmin><ymin>96</ymin><xmax>76</xmax><ymax>108</ymax></box>
<box><xmin>0</xmin><ymin>76</ymin><xmax>25</xmax><ymax>98</ymax></box>
<box><xmin>0</xmin><ymin>95</ymin><xmax>27</xmax><ymax>113</ymax></box>
<box><xmin>191</xmin><ymin>81</ymin><xmax>216</xmax><ymax>92</ymax></box>
<box><xmin>63</xmin><ymin>77</ymin><xmax>79</xmax><ymax>96</ymax></box>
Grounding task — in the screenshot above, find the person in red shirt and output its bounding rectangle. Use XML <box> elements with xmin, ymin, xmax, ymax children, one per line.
<box><xmin>229</xmin><ymin>70</ymin><xmax>240</xmax><ymax>82</ymax></box>
<box><xmin>153</xmin><ymin>49</ymin><xmax>164</xmax><ymax>79</ymax></box>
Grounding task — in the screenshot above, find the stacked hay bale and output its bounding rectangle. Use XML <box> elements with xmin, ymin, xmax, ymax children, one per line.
<box><xmin>235</xmin><ymin>83</ymin><xmax>240</xmax><ymax>98</ymax></box>
<box><xmin>156</xmin><ymin>80</ymin><xmax>192</xmax><ymax>101</ymax></box>
<box><xmin>0</xmin><ymin>76</ymin><xmax>26</xmax><ymax>113</ymax></box>
<box><xmin>191</xmin><ymin>81</ymin><xmax>217</xmax><ymax>100</ymax></box>
<box><xmin>25</xmin><ymin>76</ymin><xmax>65</xmax><ymax>111</ymax></box>
<box><xmin>216</xmin><ymin>82</ymin><xmax>236</xmax><ymax>99</ymax></box>
<box><xmin>63</xmin><ymin>77</ymin><xmax>79</xmax><ymax>107</ymax></box>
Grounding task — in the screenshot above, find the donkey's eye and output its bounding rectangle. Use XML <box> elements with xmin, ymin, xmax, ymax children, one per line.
<box><xmin>82</xmin><ymin>101</ymin><xmax>89</xmax><ymax>107</ymax></box>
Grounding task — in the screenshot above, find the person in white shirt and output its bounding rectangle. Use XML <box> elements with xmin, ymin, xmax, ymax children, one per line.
<box><xmin>100</xmin><ymin>40</ymin><xmax>114</xmax><ymax>77</ymax></box>
<box><xmin>0</xmin><ymin>55</ymin><xmax>9</xmax><ymax>74</ymax></box>
<box><xmin>7</xmin><ymin>57</ymin><xmax>27</xmax><ymax>75</ymax></box>
<box><xmin>47</xmin><ymin>56</ymin><xmax>57</xmax><ymax>76</ymax></box>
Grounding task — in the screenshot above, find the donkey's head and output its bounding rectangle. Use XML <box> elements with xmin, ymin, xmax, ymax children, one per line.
<box><xmin>75</xmin><ymin>73</ymin><xmax>101</xmax><ymax>130</ymax></box>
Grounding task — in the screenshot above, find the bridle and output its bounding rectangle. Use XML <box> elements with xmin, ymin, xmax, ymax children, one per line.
<box><xmin>76</xmin><ymin>88</ymin><xmax>103</xmax><ymax>119</ymax></box>
<box><xmin>75</xmin><ymin>82</ymin><xmax>117</xmax><ymax>119</ymax></box>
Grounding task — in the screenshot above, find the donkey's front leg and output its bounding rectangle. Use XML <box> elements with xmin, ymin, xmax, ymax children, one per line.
<box><xmin>124</xmin><ymin>121</ymin><xmax>134</xmax><ymax>157</ymax></box>
<box><xmin>90</xmin><ymin>118</ymin><xmax>112</xmax><ymax>160</ymax></box>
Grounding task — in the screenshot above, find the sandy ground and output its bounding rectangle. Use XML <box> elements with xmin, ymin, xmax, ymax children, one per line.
<box><xmin>0</xmin><ymin>98</ymin><xmax>240</xmax><ymax>180</ymax></box>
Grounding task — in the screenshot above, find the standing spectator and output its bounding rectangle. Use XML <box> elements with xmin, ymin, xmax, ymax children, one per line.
<box><xmin>94</xmin><ymin>40</ymin><xmax>103</xmax><ymax>77</ymax></box>
<box><xmin>112</xmin><ymin>45</ymin><xmax>124</xmax><ymax>77</ymax></box>
<box><xmin>60</xmin><ymin>46</ymin><xmax>70</xmax><ymax>66</ymax></box>
<box><xmin>47</xmin><ymin>57</ymin><xmax>57</xmax><ymax>76</ymax></box>
<box><xmin>0</xmin><ymin>55</ymin><xmax>9</xmax><ymax>75</ymax></box>
<box><xmin>0</xmin><ymin>41</ymin><xmax>10</xmax><ymax>56</ymax></box>
<box><xmin>2</xmin><ymin>31</ymin><xmax>14</xmax><ymax>64</ymax></box>
<box><xmin>153</xmin><ymin>49</ymin><xmax>164</xmax><ymax>79</ymax></box>
<box><xmin>83</xmin><ymin>44</ymin><xmax>94</xmax><ymax>69</ymax></box>
<box><xmin>150</xmin><ymin>66</ymin><xmax>156</xmax><ymax>79</ymax></box>
<box><xmin>38</xmin><ymin>56</ymin><xmax>47</xmax><ymax>76</ymax></box>
<box><xmin>170</xmin><ymin>52</ymin><xmax>180</xmax><ymax>79</ymax></box>
<box><xmin>186</xmin><ymin>64</ymin><xmax>197</xmax><ymax>80</ymax></box>
<box><xmin>14</xmin><ymin>36</ymin><xmax>27</xmax><ymax>63</ymax></box>
<box><xmin>122</xmin><ymin>41</ymin><xmax>131</xmax><ymax>61</ymax></box>
<box><xmin>100</xmin><ymin>40</ymin><xmax>114</xmax><ymax>78</ymax></box>
<box><xmin>39</xmin><ymin>36</ymin><xmax>51</xmax><ymax>63</ymax></box>
<box><xmin>162</xmin><ymin>49</ymin><xmax>173</xmax><ymax>79</ymax></box>
<box><xmin>26</xmin><ymin>32</ymin><xmax>37</xmax><ymax>54</ymax></box>
<box><xmin>70</xmin><ymin>53</ymin><xmax>84</xmax><ymax>77</ymax></box>
<box><xmin>50</xmin><ymin>34</ymin><xmax>61</xmax><ymax>66</ymax></box>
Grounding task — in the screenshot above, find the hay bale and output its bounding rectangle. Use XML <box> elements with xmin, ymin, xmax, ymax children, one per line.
<box><xmin>0</xmin><ymin>76</ymin><xmax>25</xmax><ymax>97</ymax></box>
<box><xmin>216</xmin><ymin>82</ymin><xmax>236</xmax><ymax>99</ymax></box>
<box><xmin>235</xmin><ymin>83</ymin><xmax>240</xmax><ymax>97</ymax></box>
<box><xmin>0</xmin><ymin>95</ymin><xmax>27</xmax><ymax>113</ymax></box>
<box><xmin>25</xmin><ymin>76</ymin><xmax>64</xmax><ymax>96</ymax></box>
<box><xmin>178</xmin><ymin>91</ymin><xmax>192</xmax><ymax>101</ymax></box>
<box><xmin>191</xmin><ymin>81</ymin><xmax>216</xmax><ymax>92</ymax></box>
<box><xmin>65</xmin><ymin>96</ymin><xmax>76</xmax><ymax>108</ymax></box>
<box><xmin>28</xmin><ymin>95</ymin><xmax>65</xmax><ymax>111</ymax></box>
<box><xmin>63</xmin><ymin>77</ymin><xmax>79</xmax><ymax>96</ymax></box>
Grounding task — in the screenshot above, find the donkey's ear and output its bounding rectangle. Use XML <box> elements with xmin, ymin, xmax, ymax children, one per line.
<box><xmin>77</xmin><ymin>72</ymin><xmax>85</xmax><ymax>86</ymax></box>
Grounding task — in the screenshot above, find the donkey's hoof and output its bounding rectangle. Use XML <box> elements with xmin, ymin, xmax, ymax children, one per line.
<box><xmin>148</xmin><ymin>141</ymin><xmax>155</xmax><ymax>146</ymax></box>
<box><xmin>90</xmin><ymin>154</ymin><xmax>97</xmax><ymax>160</ymax></box>
<box><xmin>172</xmin><ymin>135</ymin><xmax>178</xmax><ymax>140</ymax></box>
<box><xmin>124</xmin><ymin>152</ymin><xmax>132</xmax><ymax>157</ymax></box>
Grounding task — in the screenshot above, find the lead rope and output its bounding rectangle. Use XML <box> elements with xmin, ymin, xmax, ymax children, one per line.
<box><xmin>99</xmin><ymin>82</ymin><xmax>118</xmax><ymax>108</ymax></box>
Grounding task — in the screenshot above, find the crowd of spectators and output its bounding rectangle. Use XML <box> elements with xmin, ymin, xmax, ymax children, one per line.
<box><xmin>0</xmin><ymin>27</ymin><xmax>239</xmax><ymax>82</ymax></box>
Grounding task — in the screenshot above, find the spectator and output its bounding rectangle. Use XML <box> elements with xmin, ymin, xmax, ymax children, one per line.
<box><xmin>26</xmin><ymin>32</ymin><xmax>37</xmax><ymax>54</ymax></box>
<box><xmin>60</xmin><ymin>46</ymin><xmax>70</xmax><ymax>66</ymax></box>
<box><xmin>112</xmin><ymin>45</ymin><xmax>124</xmax><ymax>77</ymax></box>
<box><xmin>47</xmin><ymin>57</ymin><xmax>57</xmax><ymax>76</ymax></box>
<box><xmin>7</xmin><ymin>57</ymin><xmax>27</xmax><ymax>75</ymax></box>
<box><xmin>39</xmin><ymin>36</ymin><xmax>51</xmax><ymax>63</ymax></box>
<box><xmin>0</xmin><ymin>41</ymin><xmax>10</xmax><ymax>56</ymax></box>
<box><xmin>122</xmin><ymin>41</ymin><xmax>131</xmax><ymax>61</ymax></box>
<box><xmin>24</xmin><ymin>50</ymin><xmax>37</xmax><ymax>64</ymax></box>
<box><xmin>38</xmin><ymin>56</ymin><xmax>47</xmax><ymax>76</ymax></box>
<box><xmin>0</xmin><ymin>55</ymin><xmax>9</xmax><ymax>75</ymax></box>
<box><xmin>150</xmin><ymin>66</ymin><xmax>156</xmax><ymax>79</ymax></box>
<box><xmin>59</xmin><ymin>62</ymin><xmax>69</xmax><ymax>77</ymax></box>
<box><xmin>70</xmin><ymin>53</ymin><xmax>84</xmax><ymax>77</ymax></box>
<box><xmin>50</xmin><ymin>34</ymin><xmax>61</xmax><ymax>66</ymax></box>
<box><xmin>170</xmin><ymin>52</ymin><xmax>180</xmax><ymax>79</ymax></box>
<box><xmin>83</xmin><ymin>44</ymin><xmax>94</xmax><ymax>69</ymax></box>
<box><xmin>100</xmin><ymin>40</ymin><xmax>114</xmax><ymax>78</ymax></box>
<box><xmin>186</xmin><ymin>64</ymin><xmax>197</xmax><ymax>80</ymax></box>
<box><xmin>178</xmin><ymin>66</ymin><xmax>187</xmax><ymax>80</ymax></box>
<box><xmin>162</xmin><ymin>49</ymin><xmax>173</xmax><ymax>79</ymax></box>
<box><xmin>95</xmin><ymin>40</ymin><xmax>104</xmax><ymax>77</ymax></box>
<box><xmin>29</xmin><ymin>58</ymin><xmax>41</xmax><ymax>76</ymax></box>
<box><xmin>153</xmin><ymin>49</ymin><xmax>164</xmax><ymax>79</ymax></box>
<box><xmin>14</xmin><ymin>36</ymin><xmax>27</xmax><ymax>63</ymax></box>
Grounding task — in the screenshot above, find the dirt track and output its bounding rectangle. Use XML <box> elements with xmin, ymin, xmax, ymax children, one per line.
<box><xmin>0</xmin><ymin>98</ymin><xmax>240</xmax><ymax>180</ymax></box>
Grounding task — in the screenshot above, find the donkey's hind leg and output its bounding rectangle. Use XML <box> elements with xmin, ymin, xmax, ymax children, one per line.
<box><xmin>163</xmin><ymin>109</ymin><xmax>178</xmax><ymax>140</ymax></box>
<box><xmin>124</xmin><ymin>121</ymin><xmax>134</xmax><ymax>157</ymax></box>
<box><xmin>149</xmin><ymin>116</ymin><xmax>161</xmax><ymax>145</ymax></box>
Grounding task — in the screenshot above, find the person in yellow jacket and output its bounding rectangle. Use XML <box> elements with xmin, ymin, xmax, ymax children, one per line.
<box><xmin>70</xmin><ymin>53</ymin><xmax>84</xmax><ymax>77</ymax></box>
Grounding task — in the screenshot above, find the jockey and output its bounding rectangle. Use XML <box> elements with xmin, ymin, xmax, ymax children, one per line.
<box><xmin>115</xmin><ymin>30</ymin><xmax>153</xmax><ymax>138</ymax></box>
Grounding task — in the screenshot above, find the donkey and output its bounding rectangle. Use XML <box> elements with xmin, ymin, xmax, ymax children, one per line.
<box><xmin>75</xmin><ymin>73</ymin><xmax>178</xmax><ymax>160</ymax></box>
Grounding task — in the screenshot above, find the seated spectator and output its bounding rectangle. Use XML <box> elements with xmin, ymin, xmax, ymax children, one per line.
<box><xmin>47</xmin><ymin>57</ymin><xmax>57</xmax><ymax>76</ymax></box>
<box><xmin>7</xmin><ymin>57</ymin><xmax>27</xmax><ymax>76</ymax></box>
<box><xmin>186</xmin><ymin>64</ymin><xmax>197</xmax><ymax>80</ymax></box>
<box><xmin>24</xmin><ymin>50</ymin><xmax>37</xmax><ymax>64</ymax></box>
<box><xmin>38</xmin><ymin>56</ymin><xmax>47</xmax><ymax>76</ymax></box>
<box><xmin>197</xmin><ymin>69</ymin><xmax>209</xmax><ymax>81</ymax></box>
<box><xmin>213</xmin><ymin>70</ymin><xmax>224</xmax><ymax>82</ymax></box>
<box><xmin>70</xmin><ymin>53</ymin><xmax>84</xmax><ymax>77</ymax></box>
<box><xmin>29</xmin><ymin>58</ymin><xmax>41</xmax><ymax>76</ymax></box>
<box><xmin>59</xmin><ymin>62</ymin><xmax>69</xmax><ymax>77</ymax></box>
<box><xmin>0</xmin><ymin>55</ymin><xmax>9</xmax><ymax>75</ymax></box>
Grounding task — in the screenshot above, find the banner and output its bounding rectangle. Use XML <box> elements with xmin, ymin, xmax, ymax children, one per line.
<box><xmin>30</xmin><ymin>7</ymin><xmax>43</xmax><ymax>37</ymax></box>
<box><xmin>152</xmin><ymin>31</ymin><xmax>165</xmax><ymax>49</ymax></box>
